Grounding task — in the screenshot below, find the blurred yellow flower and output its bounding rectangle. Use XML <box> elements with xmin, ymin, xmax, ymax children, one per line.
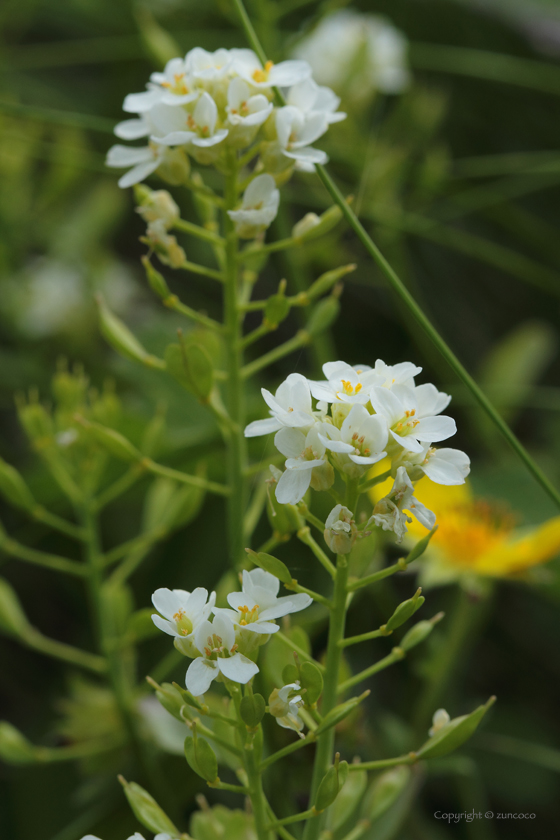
<box><xmin>369</xmin><ymin>464</ymin><xmax>560</xmax><ymax>583</ymax></box>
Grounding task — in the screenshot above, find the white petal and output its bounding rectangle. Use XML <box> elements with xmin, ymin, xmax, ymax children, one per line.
<box><xmin>369</xmin><ymin>386</ymin><xmax>402</xmax><ymax>423</ymax></box>
<box><xmin>259</xmin><ymin>593</ymin><xmax>312</xmax><ymax>619</ymax></box>
<box><xmin>114</xmin><ymin>119</ymin><xmax>149</xmax><ymax>140</ymax></box>
<box><xmin>118</xmin><ymin>159</ymin><xmax>159</xmax><ymax>188</ymax></box>
<box><xmin>283</xmin><ymin>146</ymin><xmax>328</xmax><ymax>164</ymax></box>
<box><xmin>244</xmin><ymin>173</ymin><xmax>276</xmax><ymax>207</ymax></box>
<box><xmin>349</xmin><ymin>451</ymin><xmax>386</xmax><ymax>465</ymax></box>
<box><xmin>409</xmin><ymin>500</ymin><xmax>436</xmax><ymax>530</ymax></box>
<box><xmin>414</xmin><ymin>416</ymin><xmax>457</xmax><ymax>443</ymax></box>
<box><xmin>390</xmin><ymin>429</ymin><xmax>424</xmax><ymax>453</ymax></box>
<box><xmin>218</xmin><ymin>653</ymin><xmax>259</xmax><ymax>684</ymax></box>
<box><xmin>241</xmin><ymin>621</ymin><xmax>279</xmax><ymax>634</ymax></box>
<box><xmin>227</xmin><ymin>592</ymin><xmax>258</xmax><ymax>611</ymax></box>
<box><xmin>186</xmin><ymin>658</ymin><xmax>217</xmax><ymax>696</ymax></box>
<box><xmin>186</xmin><ymin>587</ymin><xmax>209</xmax><ymax>616</ymax></box>
<box><xmin>123</xmin><ymin>90</ymin><xmax>162</xmax><ymax>113</ymax></box>
<box><xmin>193</xmin><ymin>92</ymin><xmax>218</xmax><ymax>134</ymax></box>
<box><xmin>244</xmin><ymin>417</ymin><xmax>281</xmax><ymax>437</ymax></box>
<box><xmin>212</xmin><ymin>613</ymin><xmax>236</xmax><ymax>650</ymax></box>
<box><xmin>422</xmin><ymin>448</ymin><xmax>470</xmax><ymax>485</ymax></box>
<box><xmin>276</xmin><ymin>468</ymin><xmax>311</xmax><ymax>505</ymax></box>
<box><xmin>106</xmin><ymin>145</ymin><xmax>152</xmax><ymax>167</ymax></box>
<box><xmin>319</xmin><ymin>434</ymin><xmax>354</xmax><ymax>454</ymax></box>
<box><xmin>191</xmin><ymin>129</ymin><xmax>228</xmax><ymax>147</ymax></box>
<box><xmin>244</xmin><ymin>568</ymin><xmax>280</xmax><ymax>598</ymax></box>
<box><xmin>152</xmin><ymin>588</ymin><xmax>179</xmax><ymax>619</ymax></box>
<box><xmin>151</xmin><ymin>614</ymin><xmax>177</xmax><ymax>637</ymax></box>
<box><xmin>415</xmin><ymin>383</ymin><xmax>451</xmax><ymax>417</ymax></box>
<box><xmin>275</xmin><ymin>427</ymin><xmax>305</xmax><ymax>458</ymax></box>
<box><xmin>269</xmin><ymin>60</ymin><xmax>312</xmax><ymax>86</ymax></box>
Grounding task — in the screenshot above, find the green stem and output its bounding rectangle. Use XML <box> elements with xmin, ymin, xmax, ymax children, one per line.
<box><xmin>338</xmin><ymin>647</ymin><xmax>406</xmax><ymax>695</ymax></box>
<box><xmin>347</xmin><ymin>559</ymin><xmax>407</xmax><ymax>591</ymax></box>
<box><xmin>241</xmin><ymin>330</ymin><xmax>309</xmax><ymax>378</ymax></box>
<box><xmin>31</xmin><ymin>506</ymin><xmax>86</xmax><ymax>540</ymax></box>
<box><xmin>223</xmin><ymin>154</ymin><xmax>248</xmax><ymax>567</ymax></box>
<box><xmin>260</xmin><ymin>731</ymin><xmax>315</xmax><ymax>771</ymax></box>
<box><xmin>296</xmin><ymin>527</ymin><xmax>336</xmax><ymax>579</ymax></box>
<box><xmin>94</xmin><ymin>465</ymin><xmax>145</xmax><ymax>511</ymax></box>
<box><xmin>24</xmin><ymin>628</ymin><xmax>106</xmax><ymax>672</ymax></box>
<box><xmin>348</xmin><ymin>754</ymin><xmax>417</xmax><ymax>772</ymax></box>
<box><xmin>275</xmin><ymin>631</ymin><xmax>325</xmax><ymax>671</ymax></box>
<box><xmin>1</xmin><ymin>537</ymin><xmax>88</xmax><ymax>577</ymax></box>
<box><xmin>339</xmin><ymin>627</ymin><xmax>389</xmax><ymax>647</ymax></box>
<box><xmin>173</xmin><ymin>217</ymin><xmax>225</xmax><ymax>246</ymax></box>
<box><xmin>142</xmin><ymin>458</ymin><xmax>229</xmax><ymax>496</ymax></box>
<box><xmin>163</xmin><ymin>294</ymin><xmax>223</xmax><ymax>331</ymax></box>
<box><xmin>180</xmin><ymin>259</ymin><xmax>224</xmax><ymax>282</ymax></box>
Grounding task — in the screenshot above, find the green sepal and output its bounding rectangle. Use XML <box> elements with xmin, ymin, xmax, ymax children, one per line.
<box><xmin>142</xmin><ymin>255</ymin><xmax>170</xmax><ymax>300</ymax></box>
<box><xmin>173</xmin><ymin>682</ymin><xmax>204</xmax><ymax>710</ymax></box>
<box><xmin>404</xmin><ymin>526</ymin><xmax>438</xmax><ymax>565</ymax></box>
<box><xmin>300</xmin><ymin>661</ymin><xmax>323</xmax><ymax>706</ymax></box>
<box><xmin>366</xmin><ymin>766</ymin><xmax>411</xmax><ymax>823</ymax></box>
<box><xmin>400</xmin><ymin>612</ymin><xmax>444</xmax><ymax>652</ymax></box>
<box><xmin>415</xmin><ymin>696</ymin><xmax>496</xmax><ymax>759</ymax></box>
<box><xmin>264</xmin><ymin>294</ymin><xmax>290</xmax><ymax>328</ymax></box>
<box><xmin>294</xmin><ymin>205</ymin><xmax>343</xmax><ymax>242</ymax></box>
<box><xmin>282</xmin><ymin>664</ymin><xmax>300</xmax><ymax>684</ymax></box>
<box><xmin>120</xmin><ymin>777</ymin><xmax>178</xmax><ymax>835</ymax></box>
<box><xmin>151</xmin><ymin>681</ymin><xmax>186</xmax><ymax>722</ymax></box>
<box><xmin>246</xmin><ymin>548</ymin><xmax>292</xmax><ymax>585</ymax></box>
<box><xmin>384</xmin><ymin>588</ymin><xmax>425</xmax><ymax>632</ymax></box>
<box><xmin>240</xmin><ymin>693</ymin><xmax>266</xmax><ymax>728</ymax></box>
<box><xmin>315</xmin><ymin>756</ymin><xmax>348</xmax><ymax>813</ymax></box>
<box><xmin>0</xmin><ymin>458</ymin><xmax>35</xmax><ymax>510</ymax></box>
<box><xmin>185</xmin><ymin>727</ymin><xmax>218</xmax><ymax>782</ymax></box>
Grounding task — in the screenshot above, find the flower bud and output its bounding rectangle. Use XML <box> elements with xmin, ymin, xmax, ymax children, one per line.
<box><xmin>415</xmin><ymin>696</ymin><xmax>496</xmax><ymax>760</ymax></box>
<box><xmin>144</xmin><ymin>221</ymin><xmax>186</xmax><ymax>269</ymax></box>
<box><xmin>184</xmin><ymin>725</ymin><xmax>218</xmax><ymax>782</ymax></box>
<box><xmin>141</xmin><ymin>256</ymin><xmax>171</xmax><ymax>301</ymax></box>
<box><xmin>240</xmin><ymin>693</ymin><xmax>266</xmax><ymax>728</ymax></box>
<box><xmin>0</xmin><ymin>722</ymin><xmax>37</xmax><ymax>765</ymax></box>
<box><xmin>119</xmin><ymin>776</ymin><xmax>178</xmax><ymax>835</ymax></box>
<box><xmin>292</xmin><ymin>205</ymin><xmax>343</xmax><ymax>241</ymax></box>
<box><xmin>16</xmin><ymin>399</ymin><xmax>54</xmax><ymax>443</ymax></box>
<box><xmin>97</xmin><ymin>295</ymin><xmax>163</xmax><ymax>369</ymax></box>
<box><xmin>149</xmin><ymin>680</ymin><xmax>186</xmax><ymax>722</ymax></box>
<box><xmin>306</xmin><ymin>296</ymin><xmax>340</xmax><ymax>337</ymax></box>
<box><xmin>323</xmin><ymin>505</ymin><xmax>357</xmax><ymax>555</ymax></box>
<box><xmin>310</xmin><ymin>461</ymin><xmax>335</xmax><ymax>492</ymax></box>
<box><xmin>0</xmin><ymin>578</ymin><xmax>31</xmax><ymax>638</ymax></box>
<box><xmin>299</xmin><ymin>661</ymin><xmax>323</xmax><ymax>706</ymax></box>
<box><xmin>384</xmin><ymin>588</ymin><xmax>425</xmax><ymax>633</ymax></box>
<box><xmin>165</xmin><ymin>341</ymin><xmax>214</xmax><ymax>403</ymax></box>
<box><xmin>366</xmin><ymin>765</ymin><xmax>410</xmax><ymax>823</ymax></box>
<box><xmin>157</xmin><ymin>147</ymin><xmax>190</xmax><ymax>186</ymax></box>
<box><xmin>245</xmin><ymin>548</ymin><xmax>292</xmax><ymax>585</ymax></box>
<box><xmin>400</xmin><ymin>612</ymin><xmax>444</xmax><ymax>652</ymax></box>
<box><xmin>0</xmin><ymin>458</ymin><xmax>35</xmax><ymax>510</ymax></box>
<box><xmin>136</xmin><ymin>189</ymin><xmax>179</xmax><ymax>229</ymax></box>
<box><xmin>429</xmin><ymin>708</ymin><xmax>450</xmax><ymax>737</ymax></box>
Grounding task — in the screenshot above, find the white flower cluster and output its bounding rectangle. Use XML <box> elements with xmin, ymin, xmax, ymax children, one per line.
<box><xmin>107</xmin><ymin>47</ymin><xmax>345</xmax><ymax>235</ymax></box>
<box><xmin>292</xmin><ymin>11</ymin><xmax>410</xmax><ymax>99</ymax></box>
<box><xmin>151</xmin><ymin>571</ymin><xmax>311</xmax><ymax>697</ymax></box>
<box><xmin>245</xmin><ymin>360</ymin><xmax>470</xmax><ymax>541</ymax></box>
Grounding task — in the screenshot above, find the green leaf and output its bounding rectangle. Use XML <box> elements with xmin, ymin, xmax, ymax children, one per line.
<box><xmin>120</xmin><ymin>777</ymin><xmax>178</xmax><ymax>835</ymax></box>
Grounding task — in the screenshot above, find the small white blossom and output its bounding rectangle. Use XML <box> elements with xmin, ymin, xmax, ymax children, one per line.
<box><xmin>369</xmin><ymin>383</ymin><xmax>456</xmax><ymax>453</ymax></box>
<box><xmin>368</xmin><ymin>359</ymin><xmax>422</xmax><ymax>389</ymax></box>
<box><xmin>186</xmin><ymin>613</ymin><xmax>258</xmax><ymax>696</ymax></box>
<box><xmin>226</xmin><ymin>77</ymin><xmax>273</xmax><ymax>127</ymax></box>
<box><xmin>106</xmin><ymin>142</ymin><xmax>167</xmax><ymax>189</ymax></box>
<box><xmin>227</xmin><ymin>174</ymin><xmax>279</xmax><ymax>239</ymax></box>
<box><xmin>269</xmin><ymin>682</ymin><xmax>305</xmax><ymax>734</ymax></box>
<box><xmin>150</xmin><ymin>92</ymin><xmax>228</xmax><ymax>149</ymax></box>
<box><xmin>274</xmin><ymin>425</ymin><xmax>329</xmax><ymax>505</ymax></box>
<box><xmin>292</xmin><ymin>11</ymin><xmax>410</xmax><ymax>98</ymax></box>
<box><xmin>310</xmin><ymin>361</ymin><xmax>380</xmax><ymax>404</ymax></box>
<box><xmin>233</xmin><ymin>52</ymin><xmax>311</xmax><ymax>88</ymax></box>
<box><xmin>286</xmin><ymin>78</ymin><xmax>346</xmax><ymax>124</ymax></box>
<box><xmin>151</xmin><ymin>587</ymin><xmax>216</xmax><ymax>658</ymax></box>
<box><xmin>370</xmin><ymin>466</ymin><xmax>436</xmax><ymax>542</ymax></box>
<box><xmin>244</xmin><ymin>373</ymin><xmax>315</xmax><ymax>438</ymax></box>
<box><xmin>394</xmin><ymin>445</ymin><xmax>471</xmax><ymax>486</ymax></box>
<box><xmin>318</xmin><ymin>403</ymin><xmax>388</xmax><ymax>475</ymax></box>
<box><xmin>136</xmin><ymin>189</ymin><xmax>180</xmax><ymax>229</ymax></box>
<box><xmin>275</xmin><ymin>105</ymin><xmax>329</xmax><ymax>165</ymax></box>
<box><xmin>186</xmin><ymin>47</ymin><xmax>234</xmax><ymax>81</ymax></box>
<box><xmin>214</xmin><ymin>569</ymin><xmax>311</xmax><ymax>635</ymax></box>
<box><xmin>429</xmin><ymin>708</ymin><xmax>451</xmax><ymax>737</ymax></box>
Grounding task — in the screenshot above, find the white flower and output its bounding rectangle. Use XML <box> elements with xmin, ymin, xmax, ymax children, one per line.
<box><xmin>292</xmin><ymin>11</ymin><xmax>410</xmax><ymax>98</ymax></box>
<box><xmin>274</xmin><ymin>425</ymin><xmax>329</xmax><ymax>504</ymax></box>
<box><xmin>136</xmin><ymin>189</ymin><xmax>180</xmax><ymax>229</ymax></box>
<box><xmin>149</xmin><ymin>56</ymin><xmax>199</xmax><ymax>104</ymax></box>
<box><xmin>429</xmin><ymin>708</ymin><xmax>450</xmax><ymax>737</ymax></box>
<box><xmin>275</xmin><ymin>105</ymin><xmax>329</xmax><ymax>165</ymax></box>
<box><xmin>106</xmin><ymin>142</ymin><xmax>167</xmax><ymax>189</ymax></box>
<box><xmin>318</xmin><ymin>404</ymin><xmax>388</xmax><ymax>475</ymax></box>
<box><xmin>368</xmin><ymin>359</ymin><xmax>422</xmax><ymax>389</ymax></box>
<box><xmin>269</xmin><ymin>682</ymin><xmax>305</xmax><ymax>734</ymax></box>
<box><xmin>394</xmin><ymin>445</ymin><xmax>471</xmax><ymax>486</ymax></box>
<box><xmin>244</xmin><ymin>372</ymin><xmax>315</xmax><ymax>437</ymax></box>
<box><xmin>310</xmin><ymin>361</ymin><xmax>380</xmax><ymax>404</ymax></box>
<box><xmin>186</xmin><ymin>613</ymin><xmax>259</xmax><ymax>696</ymax></box>
<box><xmin>226</xmin><ymin>78</ymin><xmax>273</xmax><ymax>127</ymax></box>
<box><xmin>185</xmin><ymin>47</ymin><xmax>233</xmax><ymax>81</ymax></box>
<box><xmin>286</xmin><ymin>78</ymin><xmax>346</xmax><ymax>124</ymax></box>
<box><xmin>370</xmin><ymin>466</ymin><xmax>436</xmax><ymax>542</ymax></box>
<box><xmin>323</xmin><ymin>505</ymin><xmax>357</xmax><ymax>555</ymax></box>
<box><xmin>151</xmin><ymin>587</ymin><xmax>216</xmax><ymax>657</ymax></box>
<box><xmin>233</xmin><ymin>50</ymin><xmax>311</xmax><ymax>88</ymax></box>
<box><xmin>214</xmin><ymin>569</ymin><xmax>311</xmax><ymax>635</ymax></box>
<box><xmin>227</xmin><ymin>174</ymin><xmax>279</xmax><ymax>239</ymax></box>
<box><xmin>150</xmin><ymin>92</ymin><xmax>228</xmax><ymax>149</ymax></box>
<box><xmin>369</xmin><ymin>383</ymin><xmax>456</xmax><ymax>454</ymax></box>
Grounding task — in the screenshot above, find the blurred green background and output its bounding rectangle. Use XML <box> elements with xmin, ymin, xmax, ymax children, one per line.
<box><xmin>1</xmin><ymin>0</ymin><xmax>560</xmax><ymax>838</ymax></box>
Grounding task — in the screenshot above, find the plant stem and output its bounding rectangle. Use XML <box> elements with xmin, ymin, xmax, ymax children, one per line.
<box><xmin>348</xmin><ymin>754</ymin><xmax>417</xmax><ymax>772</ymax></box>
<box><xmin>260</xmin><ymin>731</ymin><xmax>315</xmax><ymax>771</ymax></box>
<box><xmin>24</xmin><ymin>628</ymin><xmax>106</xmax><ymax>672</ymax></box>
<box><xmin>1</xmin><ymin>537</ymin><xmax>88</xmax><ymax>577</ymax></box>
<box><xmin>223</xmin><ymin>153</ymin><xmax>248</xmax><ymax>567</ymax></box>
<box><xmin>338</xmin><ymin>647</ymin><xmax>406</xmax><ymax>695</ymax></box>
<box><xmin>241</xmin><ymin>330</ymin><xmax>309</xmax><ymax>378</ymax></box>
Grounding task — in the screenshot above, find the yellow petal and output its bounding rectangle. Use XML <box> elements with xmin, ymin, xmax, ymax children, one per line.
<box><xmin>474</xmin><ymin>516</ymin><xmax>560</xmax><ymax>575</ymax></box>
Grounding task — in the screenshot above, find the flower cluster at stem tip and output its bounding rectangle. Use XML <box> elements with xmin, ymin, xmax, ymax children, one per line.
<box><xmin>246</xmin><ymin>360</ymin><xmax>470</xmax><ymax>543</ymax></box>
<box><xmin>151</xmin><ymin>570</ymin><xmax>311</xmax><ymax>698</ymax></box>
<box><xmin>106</xmin><ymin>46</ymin><xmax>345</xmax><ymax>237</ymax></box>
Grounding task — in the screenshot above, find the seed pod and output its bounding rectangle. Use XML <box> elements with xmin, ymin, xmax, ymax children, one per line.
<box><xmin>292</xmin><ymin>205</ymin><xmax>343</xmax><ymax>241</ymax></box>
<box><xmin>246</xmin><ymin>548</ymin><xmax>292</xmax><ymax>585</ymax></box>
<box><xmin>329</xmin><ymin>768</ymin><xmax>367</xmax><ymax>831</ymax></box>
<box><xmin>306</xmin><ymin>296</ymin><xmax>340</xmax><ymax>337</ymax></box>
<box><xmin>165</xmin><ymin>341</ymin><xmax>214</xmax><ymax>403</ymax></box>
<box><xmin>0</xmin><ymin>578</ymin><xmax>31</xmax><ymax>638</ymax></box>
<box><xmin>0</xmin><ymin>722</ymin><xmax>37</xmax><ymax>765</ymax></box>
<box><xmin>264</xmin><ymin>293</ymin><xmax>290</xmax><ymax>329</ymax></box>
<box><xmin>366</xmin><ymin>765</ymin><xmax>411</xmax><ymax>823</ymax></box>
<box><xmin>404</xmin><ymin>525</ymin><xmax>438</xmax><ymax>565</ymax></box>
<box><xmin>315</xmin><ymin>755</ymin><xmax>348</xmax><ymax>813</ymax></box>
<box><xmin>0</xmin><ymin>459</ymin><xmax>35</xmax><ymax>510</ymax></box>
<box><xmin>150</xmin><ymin>681</ymin><xmax>186</xmax><ymax>722</ymax></box>
<box><xmin>240</xmin><ymin>693</ymin><xmax>266</xmax><ymax>728</ymax></box>
<box><xmin>78</xmin><ymin>419</ymin><xmax>141</xmax><ymax>463</ymax></box>
<box><xmin>415</xmin><ymin>696</ymin><xmax>496</xmax><ymax>760</ymax></box>
<box><xmin>299</xmin><ymin>661</ymin><xmax>323</xmax><ymax>706</ymax></box>
<box><xmin>282</xmin><ymin>663</ymin><xmax>300</xmax><ymax>684</ymax></box>
<box><xmin>120</xmin><ymin>777</ymin><xmax>178</xmax><ymax>835</ymax></box>
<box><xmin>400</xmin><ymin>612</ymin><xmax>444</xmax><ymax>652</ymax></box>
<box><xmin>384</xmin><ymin>588</ymin><xmax>425</xmax><ymax>633</ymax></box>
<box><xmin>185</xmin><ymin>726</ymin><xmax>218</xmax><ymax>782</ymax></box>
<box><xmin>97</xmin><ymin>295</ymin><xmax>162</xmax><ymax>369</ymax></box>
<box><xmin>306</xmin><ymin>264</ymin><xmax>356</xmax><ymax>302</ymax></box>
<box><xmin>16</xmin><ymin>400</ymin><xmax>54</xmax><ymax>443</ymax></box>
<box><xmin>142</xmin><ymin>256</ymin><xmax>171</xmax><ymax>301</ymax></box>
<box><xmin>315</xmin><ymin>692</ymin><xmax>369</xmax><ymax>736</ymax></box>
